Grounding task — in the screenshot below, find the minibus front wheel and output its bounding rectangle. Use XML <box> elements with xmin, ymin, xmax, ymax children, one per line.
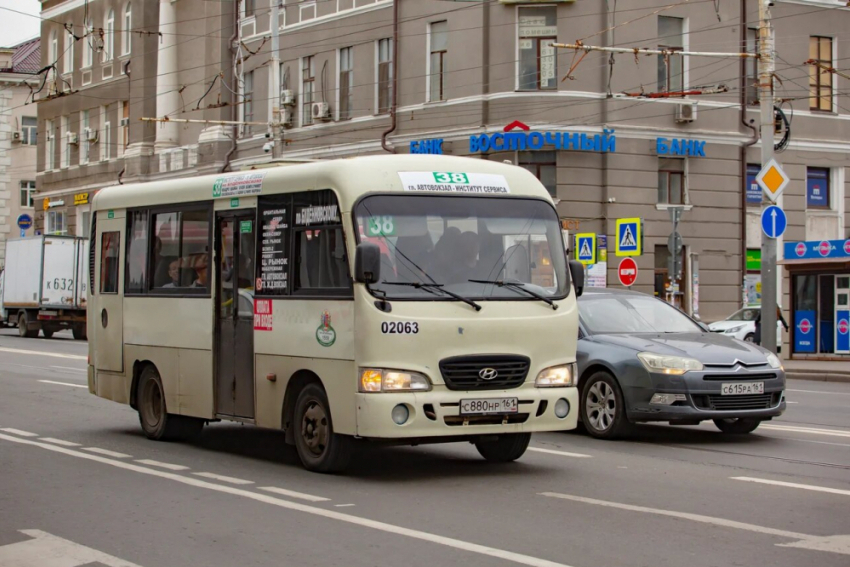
<box><xmin>474</xmin><ymin>433</ymin><xmax>532</xmax><ymax>462</ymax></box>
<box><xmin>293</xmin><ymin>383</ymin><xmax>353</xmax><ymax>473</ymax></box>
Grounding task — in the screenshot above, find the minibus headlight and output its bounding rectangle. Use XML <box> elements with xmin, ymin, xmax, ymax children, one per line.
<box><xmin>359</xmin><ymin>368</ymin><xmax>432</xmax><ymax>393</ymax></box>
<box><xmin>637</xmin><ymin>352</ymin><xmax>703</xmax><ymax>375</ymax></box>
<box><xmin>535</xmin><ymin>363</ymin><xmax>577</xmax><ymax>387</ymax></box>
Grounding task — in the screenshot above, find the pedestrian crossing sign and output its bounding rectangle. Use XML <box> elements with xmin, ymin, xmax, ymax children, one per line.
<box><xmin>575</xmin><ymin>233</ymin><xmax>596</xmax><ymax>265</ymax></box>
<box><xmin>615</xmin><ymin>218</ymin><xmax>642</xmax><ymax>257</ymax></box>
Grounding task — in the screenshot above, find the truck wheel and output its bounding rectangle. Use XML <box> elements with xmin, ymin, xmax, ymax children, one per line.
<box><xmin>42</xmin><ymin>328</ymin><xmax>54</xmax><ymax>339</ymax></box>
<box><xmin>17</xmin><ymin>312</ymin><xmax>37</xmax><ymax>338</ymax></box>
<box><xmin>474</xmin><ymin>433</ymin><xmax>531</xmax><ymax>462</ymax></box>
<box><xmin>293</xmin><ymin>383</ymin><xmax>353</xmax><ymax>473</ymax></box>
<box><xmin>137</xmin><ymin>365</ymin><xmax>204</xmax><ymax>441</ymax></box>
<box><xmin>72</xmin><ymin>326</ymin><xmax>87</xmax><ymax>341</ymax></box>
<box><xmin>714</xmin><ymin>418</ymin><xmax>761</xmax><ymax>435</ymax></box>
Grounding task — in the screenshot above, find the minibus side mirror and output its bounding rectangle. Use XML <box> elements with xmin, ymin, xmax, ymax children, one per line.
<box><xmin>569</xmin><ymin>259</ymin><xmax>585</xmax><ymax>297</ymax></box>
<box><xmin>355</xmin><ymin>242</ymin><xmax>382</xmax><ymax>284</ymax></box>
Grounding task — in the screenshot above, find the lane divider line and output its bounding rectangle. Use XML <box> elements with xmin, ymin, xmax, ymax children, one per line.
<box><xmin>40</xmin><ymin>437</ymin><xmax>82</xmax><ymax>447</ymax></box>
<box><xmin>38</xmin><ymin>380</ymin><xmax>87</xmax><ymax>389</ymax></box>
<box><xmin>335</xmin><ymin>504</ymin><xmax>356</xmax><ymax>508</ymax></box>
<box><xmin>193</xmin><ymin>472</ymin><xmax>254</xmax><ymax>485</ymax></box>
<box><xmin>84</xmin><ymin>447</ymin><xmax>132</xmax><ymax>459</ymax></box>
<box><xmin>528</xmin><ymin>447</ymin><xmax>592</xmax><ymax>459</ymax></box>
<box><xmin>761</xmin><ymin>424</ymin><xmax>850</xmax><ymax>438</ymax></box>
<box><xmin>50</xmin><ymin>365</ymin><xmax>87</xmax><ymax>373</ymax></box>
<box><xmin>0</xmin><ymin>433</ymin><xmax>574</xmax><ymax>567</ymax></box>
<box><xmin>134</xmin><ymin>459</ymin><xmax>189</xmax><ymax>471</ymax></box>
<box><xmin>259</xmin><ymin>486</ymin><xmax>331</xmax><ymax>502</ymax></box>
<box><xmin>731</xmin><ymin>476</ymin><xmax>850</xmax><ymax>497</ymax></box>
<box><xmin>0</xmin><ymin>428</ymin><xmax>38</xmax><ymax>437</ymax></box>
<box><xmin>787</xmin><ymin>389</ymin><xmax>850</xmax><ymax>396</ymax></box>
<box><xmin>0</xmin><ymin>347</ymin><xmax>86</xmax><ymax>360</ymax></box>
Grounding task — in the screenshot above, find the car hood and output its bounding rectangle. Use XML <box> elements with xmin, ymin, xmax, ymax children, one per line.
<box><xmin>587</xmin><ymin>332</ymin><xmax>770</xmax><ymax>365</ymax></box>
<box><xmin>707</xmin><ymin>320</ymin><xmax>752</xmax><ymax>331</ymax></box>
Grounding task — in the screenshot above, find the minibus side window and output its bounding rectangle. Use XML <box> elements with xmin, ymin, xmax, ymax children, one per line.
<box><xmin>125</xmin><ymin>209</ymin><xmax>149</xmax><ymax>294</ymax></box>
<box><xmin>149</xmin><ymin>207</ymin><xmax>211</xmax><ymax>293</ymax></box>
<box><xmin>100</xmin><ymin>231</ymin><xmax>120</xmax><ymax>294</ymax></box>
<box><xmin>291</xmin><ymin>190</ymin><xmax>352</xmax><ymax>296</ymax></box>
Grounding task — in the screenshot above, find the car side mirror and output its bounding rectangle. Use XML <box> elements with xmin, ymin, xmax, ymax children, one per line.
<box><xmin>569</xmin><ymin>259</ymin><xmax>585</xmax><ymax>297</ymax></box>
<box><xmin>354</xmin><ymin>242</ymin><xmax>381</xmax><ymax>284</ymax></box>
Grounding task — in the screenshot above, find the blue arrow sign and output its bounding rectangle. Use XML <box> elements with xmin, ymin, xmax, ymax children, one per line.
<box><xmin>761</xmin><ymin>205</ymin><xmax>787</xmax><ymax>239</ymax></box>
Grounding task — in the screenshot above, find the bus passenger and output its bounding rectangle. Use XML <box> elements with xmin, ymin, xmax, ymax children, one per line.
<box><xmin>190</xmin><ymin>255</ymin><xmax>209</xmax><ymax>289</ymax></box>
<box><xmin>161</xmin><ymin>260</ymin><xmax>182</xmax><ymax>288</ymax></box>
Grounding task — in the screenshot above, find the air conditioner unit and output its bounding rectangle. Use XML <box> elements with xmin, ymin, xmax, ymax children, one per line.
<box><xmin>84</xmin><ymin>127</ymin><xmax>98</xmax><ymax>142</ymax></box>
<box><xmin>67</xmin><ymin>131</ymin><xmax>79</xmax><ymax>145</ymax></box>
<box><xmin>311</xmin><ymin>102</ymin><xmax>331</xmax><ymax>121</ymax></box>
<box><xmin>675</xmin><ymin>101</ymin><xmax>698</xmax><ymax>123</ymax></box>
<box><xmin>281</xmin><ymin>89</ymin><xmax>296</xmax><ymax>107</ymax></box>
<box><xmin>281</xmin><ymin>108</ymin><xmax>294</xmax><ymax>129</ymax></box>
<box><xmin>12</xmin><ymin>131</ymin><xmax>23</xmax><ymax>143</ymax></box>
<box><xmin>119</xmin><ymin>117</ymin><xmax>130</xmax><ymax>127</ymax></box>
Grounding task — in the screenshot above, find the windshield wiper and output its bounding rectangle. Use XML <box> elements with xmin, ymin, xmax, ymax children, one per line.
<box><xmin>469</xmin><ymin>279</ymin><xmax>558</xmax><ymax>310</ymax></box>
<box><xmin>382</xmin><ymin>281</ymin><xmax>482</xmax><ymax>312</ymax></box>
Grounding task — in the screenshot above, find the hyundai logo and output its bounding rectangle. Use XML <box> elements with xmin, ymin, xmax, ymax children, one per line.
<box><xmin>479</xmin><ymin>367</ymin><xmax>499</xmax><ymax>381</ymax></box>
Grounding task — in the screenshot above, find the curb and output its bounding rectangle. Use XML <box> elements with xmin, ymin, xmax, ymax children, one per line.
<box><xmin>786</xmin><ymin>373</ymin><xmax>850</xmax><ymax>384</ymax></box>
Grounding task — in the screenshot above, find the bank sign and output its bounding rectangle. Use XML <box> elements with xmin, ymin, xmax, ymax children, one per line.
<box><xmin>469</xmin><ymin>121</ymin><xmax>617</xmax><ymax>154</ymax></box>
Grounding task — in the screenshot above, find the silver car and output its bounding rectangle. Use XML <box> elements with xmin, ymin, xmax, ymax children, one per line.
<box><xmin>576</xmin><ymin>288</ymin><xmax>786</xmax><ymax>439</ymax></box>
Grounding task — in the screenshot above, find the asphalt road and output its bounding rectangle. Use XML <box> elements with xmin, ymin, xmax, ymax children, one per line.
<box><xmin>1</xmin><ymin>327</ymin><xmax>849</xmax><ymax>567</ymax></box>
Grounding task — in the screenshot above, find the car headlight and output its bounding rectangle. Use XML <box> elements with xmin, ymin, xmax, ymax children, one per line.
<box><xmin>766</xmin><ymin>353</ymin><xmax>783</xmax><ymax>370</ymax></box>
<box><xmin>535</xmin><ymin>363</ymin><xmax>577</xmax><ymax>387</ymax></box>
<box><xmin>725</xmin><ymin>325</ymin><xmax>745</xmax><ymax>333</ymax></box>
<box><xmin>359</xmin><ymin>368</ymin><xmax>432</xmax><ymax>393</ymax></box>
<box><xmin>637</xmin><ymin>352</ymin><xmax>703</xmax><ymax>375</ymax></box>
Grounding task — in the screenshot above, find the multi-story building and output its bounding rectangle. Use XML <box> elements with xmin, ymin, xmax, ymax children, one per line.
<box><xmin>35</xmin><ymin>0</ymin><xmax>849</xmax><ymax>358</ymax></box>
<box><xmin>0</xmin><ymin>38</ymin><xmax>40</xmax><ymax>268</ymax></box>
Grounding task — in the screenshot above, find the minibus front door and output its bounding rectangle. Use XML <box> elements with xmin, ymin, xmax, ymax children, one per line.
<box><xmin>214</xmin><ymin>212</ymin><xmax>256</xmax><ymax>419</ymax></box>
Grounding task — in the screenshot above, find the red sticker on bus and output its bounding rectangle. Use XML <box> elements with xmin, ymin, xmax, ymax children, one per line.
<box><xmin>254</xmin><ymin>299</ymin><xmax>273</xmax><ymax>331</ymax></box>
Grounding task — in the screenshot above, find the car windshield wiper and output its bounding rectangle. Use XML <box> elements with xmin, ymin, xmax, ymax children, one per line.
<box><xmin>469</xmin><ymin>279</ymin><xmax>558</xmax><ymax>310</ymax></box>
<box><xmin>381</xmin><ymin>281</ymin><xmax>482</xmax><ymax>312</ymax></box>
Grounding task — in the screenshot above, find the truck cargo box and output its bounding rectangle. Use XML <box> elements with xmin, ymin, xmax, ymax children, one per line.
<box><xmin>2</xmin><ymin>236</ymin><xmax>88</xmax><ymax>310</ymax></box>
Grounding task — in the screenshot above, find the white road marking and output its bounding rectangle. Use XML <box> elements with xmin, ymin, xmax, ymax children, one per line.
<box><xmin>0</xmin><ymin>433</ymin><xmax>574</xmax><ymax>567</ymax></box>
<box><xmin>259</xmin><ymin>486</ymin><xmax>331</xmax><ymax>502</ymax></box>
<box><xmin>0</xmin><ymin>529</ymin><xmax>143</xmax><ymax>567</ymax></box>
<box><xmin>38</xmin><ymin>380</ymin><xmax>87</xmax><ymax>388</ymax></box>
<box><xmin>84</xmin><ymin>447</ymin><xmax>131</xmax><ymax>459</ymax></box>
<box><xmin>761</xmin><ymin>424</ymin><xmax>850</xmax><ymax>438</ymax></box>
<box><xmin>335</xmin><ymin>504</ymin><xmax>356</xmax><ymax>508</ymax></box>
<box><xmin>50</xmin><ymin>365</ymin><xmax>86</xmax><ymax>373</ymax></box>
<box><xmin>0</xmin><ymin>428</ymin><xmax>38</xmax><ymax>437</ymax></box>
<box><xmin>40</xmin><ymin>437</ymin><xmax>81</xmax><ymax>447</ymax></box>
<box><xmin>528</xmin><ymin>447</ymin><xmax>592</xmax><ymax>458</ymax></box>
<box><xmin>787</xmin><ymin>388</ymin><xmax>850</xmax><ymax>396</ymax></box>
<box><xmin>134</xmin><ymin>459</ymin><xmax>189</xmax><ymax>471</ymax></box>
<box><xmin>540</xmin><ymin>492</ymin><xmax>850</xmax><ymax>556</ymax></box>
<box><xmin>732</xmin><ymin>476</ymin><xmax>850</xmax><ymax>497</ymax></box>
<box><xmin>786</xmin><ymin>401</ymin><xmax>799</xmax><ymax>404</ymax></box>
<box><xmin>193</xmin><ymin>472</ymin><xmax>254</xmax><ymax>485</ymax></box>
<box><xmin>0</xmin><ymin>347</ymin><xmax>86</xmax><ymax>360</ymax></box>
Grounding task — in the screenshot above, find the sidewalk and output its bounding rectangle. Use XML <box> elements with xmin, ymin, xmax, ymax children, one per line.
<box><xmin>782</xmin><ymin>359</ymin><xmax>850</xmax><ymax>383</ymax></box>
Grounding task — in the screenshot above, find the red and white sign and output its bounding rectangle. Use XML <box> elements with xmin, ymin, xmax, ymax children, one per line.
<box><xmin>618</xmin><ymin>257</ymin><xmax>638</xmax><ymax>287</ymax></box>
<box><xmin>795</xmin><ymin>242</ymin><xmax>807</xmax><ymax>257</ymax></box>
<box><xmin>254</xmin><ymin>299</ymin><xmax>273</xmax><ymax>331</ymax></box>
<box><xmin>839</xmin><ymin>319</ymin><xmax>849</xmax><ymax>335</ymax></box>
<box><xmin>797</xmin><ymin>318</ymin><xmax>812</xmax><ymax>334</ymax></box>
<box><xmin>818</xmin><ymin>241</ymin><xmax>832</xmax><ymax>257</ymax></box>
<box><xmin>844</xmin><ymin>240</ymin><xmax>850</xmax><ymax>255</ymax></box>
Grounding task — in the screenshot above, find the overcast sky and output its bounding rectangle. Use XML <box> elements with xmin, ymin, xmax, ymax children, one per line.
<box><xmin>0</xmin><ymin>0</ymin><xmax>41</xmax><ymax>48</ymax></box>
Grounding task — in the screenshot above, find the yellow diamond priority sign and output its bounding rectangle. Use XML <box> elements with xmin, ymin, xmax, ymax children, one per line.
<box><xmin>754</xmin><ymin>158</ymin><xmax>790</xmax><ymax>202</ymax></box>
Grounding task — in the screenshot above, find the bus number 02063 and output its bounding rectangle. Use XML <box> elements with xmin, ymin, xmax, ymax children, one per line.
<box><xmin>381</xmin><ymin>321</ymin><xmax>419</xmax><ymax>334</ymax></box>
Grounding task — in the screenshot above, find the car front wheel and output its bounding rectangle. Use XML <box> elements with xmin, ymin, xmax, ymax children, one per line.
<box><xmin>581</xmin><ymin>371</ymin><xmax>632</xmax><ymax>439</ymax></box>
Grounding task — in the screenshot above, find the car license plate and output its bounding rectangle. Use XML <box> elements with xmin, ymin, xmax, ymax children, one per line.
<box><xmin>721</xmin><ymin>382</ymin><xmax>765</xmax><ymax>396</ymax></box>
<box><xmin>459</xmin><ymin>398</ymin><xmax>518</xmax><ymax>415</ymax></box>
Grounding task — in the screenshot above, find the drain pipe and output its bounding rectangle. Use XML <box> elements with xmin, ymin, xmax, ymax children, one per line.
<box><xmin>380</xmin><ymin>0</ymin><xmax>399</xmax><ymax>153</ymax></box>
<box><xmin>221</xmin><ymin>2</ymin><xmax>240</xmax><ymax>172</ymax></box>
<box><xmin>739</xmin><ymin>0</ymin><xmax>758</xmax><ymax>304</ymax></box>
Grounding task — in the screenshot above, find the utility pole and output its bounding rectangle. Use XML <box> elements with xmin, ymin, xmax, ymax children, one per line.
<box><xmin>269</xmin><ymin>0</ymin><xmax>281</xmax><ymax>159</ymax></box>
<box><xmin>758</xmin><ymin>0</ymin><xmax>778</xmax><ymax>354</ymax></box>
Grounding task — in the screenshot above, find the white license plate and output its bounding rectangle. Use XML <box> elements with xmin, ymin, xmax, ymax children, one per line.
<box><xmin>459</xmin><ymin>398</ymin><xmax>518</xmax><ymax>415</ymax></box>
<box><xmin>721</xmin><ymin>382</ymin><xmax>765</xmax><ymax>395</ymax></box>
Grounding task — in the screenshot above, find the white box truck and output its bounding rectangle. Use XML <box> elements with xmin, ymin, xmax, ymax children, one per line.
<box><xmin>1</xmin><ymin>236</ymin><xmax>89</xmax><ymax>339</ymax></box>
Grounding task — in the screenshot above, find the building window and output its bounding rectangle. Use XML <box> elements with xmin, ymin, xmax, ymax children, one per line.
<box><xmin>80</xmin><ymin>110</ymin><xmax>90</xmax><ymax>164</ymax></box>
<box><xmin>657</xmin><ymin>16</ymin><xmax>684</xmax><ymax>94</ymax></box>
<box><xmin>121</xmin><ymin>101</ymin><xmax>129</xmax><ymax>154</ymax></box>
<box><xmin>101</xmin><ymin>105</ymin><xmax>111</xmax><ymax>160</ymax></box>
<box><xmin>21</xmin><ymin>116</ymin><xmax>37</xmax><ymax>145</ymax></box>
<box><xmin>377</xmin><ymin>38</ymin><xmax>392</xmax><ymax>114</ymax></box>
<box><xmin>244</xmin><ymin>0</ymin><xmax>256</xmax><ymax>17</ymax></box>
<box><xmin>20</xmin><ymin>181</ymin><xmax>36</xmax><ymax>208</ymax></box>
<box><xmin>83</xmin><ymin>19</ymin><xmax>94</xmax><ymax>67</ymax></box>
<box><xmin>339</xmin><ymin>47</ymin><xmax>353</xmax><ymax>120</ymax></box>
<box><xmin>122</xmin><ymin>3</ymin><xmax>132</xmax><ymax>56</ymax></box>
<box><xmin>302</xmin><ymin>56</ymin><xmax>315</xmax><ymax>125</ymax></box>
<box><xmin>64</xmin><ymin>25</ymin><xmax>74</xmax><ymax>74</ymax></box>
<box><xmin>429</xmin><ymin>21</ymin><xmax>448</xmax><ymax>102</ymax></box>
<box><xmin>47</xmin><ymin>210</ymin><xmax>66</xmax><ymax>235</ymax></box>
<box><xmin>49</xmin><ymin>31</ymin><xmax>58</xmax><ymax>82</ymax></box>
<box><xmin>746</xmin><ymin>28</ymin><xmax>759</xmax><ymax>105</ymax></box>
<box><xmin>100</xmin><ymin>231</ymin><xmax>120</xmax><ymax>294</ymax></box>
<box><xmin>809</xmin><ymin>36</ymin><xmax>833</xmax><ymax>112</ymax></box>
<box><xmin>658</xmin><ymin>158</ymin><xmax>685</xmax><ymax>205</ymax></box>
<box><xmin>300</xmin><ymin>2</ymin><xmax>316</xmax><ymax>21</ymax></box>
<box><xmin>241</xmin><ymin>70</ymin><xmax>254</xmax><ymax>136</ymax></box>
<box><xmin>46</xmin><ymin>119</ymin><xmax>55</xmax><ymax>170</ymax></box>
<box><xmin>104</xmin><ymin>10</ymin><xmax>114</xmax><ymax>62</ymax></box>
<box><xmin>60</xmin><ymin>116</ymin><xmax>70</xmax><ymax>169</ymax></box>
<box><xmin>519</xmin><ymin>152</ymin><xmax>557</xmax><ymax>197</ymax></box>
<box><xmin>806</xmin><ymin>167</ymin><xmax>830</xmax><ymax>209</ymax></box>
<box><xmin>518</xmin><ymin>7</ymin><xmax>557</xmax><ymax>91</ymax></box>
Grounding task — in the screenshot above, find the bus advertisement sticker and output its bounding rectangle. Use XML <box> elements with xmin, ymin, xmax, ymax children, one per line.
<box><xmin>316</xmin><ymin>311</ymin><xmax>336</xmax><ymax>347</ymax></box>
<box><xmin>254</xmin><ymin>299</ymin><xmax>273</xmax><ymax>331</ymax></box>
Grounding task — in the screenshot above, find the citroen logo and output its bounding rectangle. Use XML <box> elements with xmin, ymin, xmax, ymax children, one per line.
<box><xmin>479</xmin><ymin>367</ymin><xmax>499</xmax><ymax>381</ymax></box>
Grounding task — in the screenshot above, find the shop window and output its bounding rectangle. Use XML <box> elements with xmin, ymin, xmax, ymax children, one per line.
<box><xmin>125</xmin><ymin>210</ymin><xmax>149</xmax><ymax>294</ymax></box>
<box><xmin>47</xmin><ymin>210</ymin><xmax>66</xmax><ymax>235</ymax></box>
<box><xmin>100</xmin><ymin>232</ymin><xmax>120</xmax><ymax>294</ymax></box>
<box><xmin>429</xmin><ymin>21</ymin><xmax>448</xmax><ymax>102</ymax></box>
<box><xmin>806</xmin><ymin>167</ymin><xmax>830</xmax><ymax>209</ymax></box>
<box><xmin>793</xmin><ymin>274</ymin><xmax>818</xmax><ymax>354</ymax></box>
<box><xmin>519</xmin><ymin>152</ymin><xmax>557</xmax><ymax>197</ymax></box>
<box><xmin>518</xmin><ymin>7</ymin><xmax>557</xmax><ymax>91</ymax></box>
<box><xmin>658</xmin><ymin>158</ymin><xmax>685</xmax><ymax>205</ymax></box>
<box><xmin>809</xmin><ymin>36</ymin><xmax>833</xmax><ymax>112</ymax></box>
<box><xmin>654</xmin><ymin>245</ymin><xmax>685</xmax><ymax>310</ymax></box>
<box><xmin>658</xmin><ymin>16</ymin><xmax>684</xmax><ymax>94</ymax></box>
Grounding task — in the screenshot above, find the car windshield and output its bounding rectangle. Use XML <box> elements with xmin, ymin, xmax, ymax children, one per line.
<box><xmin>579</xmin><ymin>294</ymin><xmax>702</xmax><ymax>334</ymax></box>
<box><xmin>354</xmin><ymin>195</ymin><xmax>569</xmax><ymax>300</ymax></box>
<box><xmin>726</xmin><ymin>308</ymin><xmax>758</xmax><ymax>321</ymax></box>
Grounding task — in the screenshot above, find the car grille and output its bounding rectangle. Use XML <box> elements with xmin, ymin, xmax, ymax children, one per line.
<box><xmin>693</xmin><ymin>392</ymin><xmax>782</xmax><ymax>411</ymax></box>
<box><xmin>702</xmin><ymin>373</ymin><xmax>779</xmax><ymax>381</ymax></box>
<box><xmin>438</xmin><ymin>355</ymin><xmax>530</xmax><ymax>391</ymax></box>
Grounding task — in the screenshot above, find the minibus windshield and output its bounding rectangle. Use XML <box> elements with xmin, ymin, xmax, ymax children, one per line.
<box><xmin>354</xmin><ymin>195</ymin><xmax>569</xmax><ymax>300</ymax></box>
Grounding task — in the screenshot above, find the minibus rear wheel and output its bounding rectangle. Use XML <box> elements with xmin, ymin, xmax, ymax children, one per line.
<box><xmin>137</xmin><ymin>365</ymin><xmax>204</xmax><ymax>441</ymax></box>
<box><xmin>293</xmin><ymin>383</ymin><xmax>353</xmax><ymax>473</ymax></box>
<box><xmin>474</xmin><ymin>433</ymin><xmax>531</xmax><ymax>462</ymax></box>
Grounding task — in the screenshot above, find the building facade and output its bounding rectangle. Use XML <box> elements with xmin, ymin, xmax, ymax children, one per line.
<box><xmin>35</xmin><ymin>0</ymin><xmax>849</xmax><ymax>357</ymax></box>
<box><xmin>0</xmin><ymin>38</ymin><xmax>40</xmax><ymax>268</ymax></box>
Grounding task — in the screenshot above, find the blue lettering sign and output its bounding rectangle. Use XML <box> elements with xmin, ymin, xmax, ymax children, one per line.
<box><xmin>469</xmin><ymin>127</ymin><xmax>617</xmax><ymax>155</ymax></box>
<box><xmin>656</xmin><ymin>137</ymin><xmax>707</xmax><ymax>157</ymax></box>
<box><xmin>794</xmin><ymin>310</ymin><xmax>816</xmax><ymax>353</ymax></box>
<box><xmin>410</xmin><ymin>139</ymin><xmax>444</xmax><ymax>155</ymax></box>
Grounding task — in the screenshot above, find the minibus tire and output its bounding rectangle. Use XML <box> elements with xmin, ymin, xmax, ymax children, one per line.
<box><xmin>474</xmin><ymin>433</ymin><xmax>531</xmax><ymax>462</ymax></box>
<box><xmin>73</xmin><ymin>326</ymin><xmax>87</xmax><ymax>341</ymax></box>
<box><xmin>137</xmin><ymin>366</ymin><xmax>204</xmax><ymax>441</ymax></box>
<box><xmin>293</xmin><ymin>383</ymin><xmax>353</xmax><ymax>473</ymax></box>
